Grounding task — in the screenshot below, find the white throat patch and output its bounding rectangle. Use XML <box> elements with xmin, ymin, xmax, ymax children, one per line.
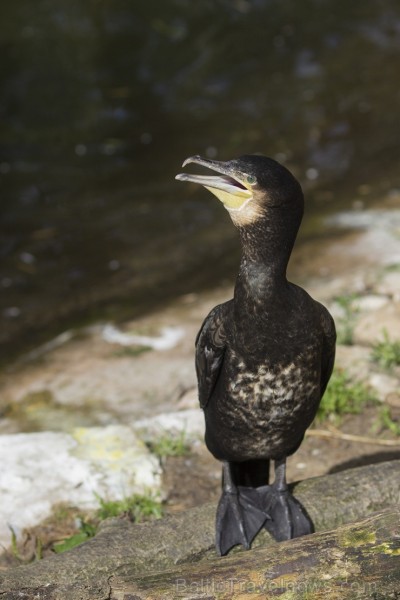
<box><xmin>226</xmin><ymin>195</ymin><xmax>265</xmax><ymax>226</ymax></box>
<box><xmin>225</xmin><ymin>196</ymin><xmax>253</xmax><ymax>213</ymax></box>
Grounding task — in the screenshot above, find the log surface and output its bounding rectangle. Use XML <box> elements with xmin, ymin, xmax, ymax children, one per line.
<box><xmin>111</xmin><ymin>509</ymin><xmax>400</xmax><ymax>599</ymax></box>
<box><xmin>0</xmin><ymin>460</ymin><xmax>399</xmax><ymax>600</ymax></box>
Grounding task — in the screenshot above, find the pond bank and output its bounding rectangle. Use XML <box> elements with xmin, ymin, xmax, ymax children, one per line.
<box><xmin>0</xmin><ymin>201</ymin><xmax>399</xmax><ymax>562</ymax></box>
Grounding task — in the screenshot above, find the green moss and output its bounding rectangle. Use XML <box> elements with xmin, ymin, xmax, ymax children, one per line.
<box><xmin>339</xmin><ymin>529</ymin><xmax>376</xmax><ymax>547</ymax></box>
<box><xmin>370</xmin><ymin>540</ymin><xmax>400</xmax><ymax>556</ymax></box>
<box><xmin>317</xmin><ymin>369</ymin><xmax>378</xmax><ymax>422</ymax></box>
<box><xmin>3</xmin><ymin>389</ymin><xmax>106</xmax><ymax>432</ymax></box>
<box><xmin>370</xmin><ymin>542</ymin><xmax>400</xmax><ymax>555</ymax></box>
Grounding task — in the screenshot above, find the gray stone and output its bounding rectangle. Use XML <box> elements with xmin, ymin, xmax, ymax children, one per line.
<box><xmin>353</xmin><ymin>301</ymin><xmax>400</xmax><ymax>346</ymax></box>
<box><xmin>133</xmin><ymin>408</ymin><xmax>205</xmax><ymax>443</ymax></box>
<box><xmin>0</xmin><ymin>425</ymin><xmax>162</xmax><ymax>549</ymax></box>
<box><xmin>334</xmin><ymin>345</ymin><xmax>372</xmax><ymax>381</ymax></box>
<box><xmin>376</xmin><ymin>270</ymin><xmax>400</xmax><ymax>301</ymax></box>
<box><xmin>368</xmin><ymin>372</ymin><xmax>400</xmax><ymax>403</ymax></box>
<box><xmin>353</xmin><ymin>294</ymin><xmax>389</xmax><ymax>312</ymax></box>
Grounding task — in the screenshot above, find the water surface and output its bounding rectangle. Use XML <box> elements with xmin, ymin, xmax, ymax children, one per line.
<box><xmin>1</xmin><ymin>0</ymin><xmax>400</xmax><ymax>359</ymax></box>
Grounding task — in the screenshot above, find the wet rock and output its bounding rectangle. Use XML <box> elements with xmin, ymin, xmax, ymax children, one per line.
<box><xmin>0</xmin><ymin>425</ymin><xmax>161</xmax><ymax>550</ymax></box>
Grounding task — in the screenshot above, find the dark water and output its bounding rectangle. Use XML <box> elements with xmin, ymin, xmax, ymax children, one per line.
<box><xmin>1</xmin><ymin>0</ymin><xmax>400</xmax><ymax>359</ymax></box>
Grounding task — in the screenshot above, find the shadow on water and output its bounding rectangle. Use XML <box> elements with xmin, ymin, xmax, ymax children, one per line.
<box><xmin>1</xmin><ymin>0</ymin><xmax>400</xmax><ymax>359</ymax></box>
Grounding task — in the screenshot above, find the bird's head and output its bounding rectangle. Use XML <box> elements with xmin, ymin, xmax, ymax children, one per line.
<box><xmin>175</xmin><ymin>154</ymin><xmax>304</xmax><ymax>228</ymax></box>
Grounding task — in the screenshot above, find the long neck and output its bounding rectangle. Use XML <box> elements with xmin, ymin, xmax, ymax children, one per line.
<box><xmin>234</xmin><ymin>211</ymin><xmax>300</xmax><ymax>299</ymax></box>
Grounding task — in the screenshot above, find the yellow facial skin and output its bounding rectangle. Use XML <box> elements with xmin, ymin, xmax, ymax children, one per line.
<box><xmin>176</xmin><ymin>155</ymin><xmax>255</xmax><ymax>212</ymax></box>
<box><xmin>204</xmin><ymin>186</ymin><xmax>252</xmax><ymax>210</ymax></box>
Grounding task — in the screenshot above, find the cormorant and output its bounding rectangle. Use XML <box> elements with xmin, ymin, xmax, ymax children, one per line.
<box><xmin>175</xmin><ymin>154</ymin><xmax>336</xmax><ymax>556</ymax></box>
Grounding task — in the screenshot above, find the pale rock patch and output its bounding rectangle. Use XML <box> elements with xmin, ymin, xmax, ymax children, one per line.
<box><xmin>0</xmin><ymin>425</ymin><xmax>161</xmax><ymax>550</ymax></box>
<box><xmin>353</xmin><ymin>302</ymin><xmax>400</xmax><ymax>346</ymax></box>
<box><xmin>133</xmin><ymin>409</ymin><xmax>205</xmax><ymax>444</ymax></box>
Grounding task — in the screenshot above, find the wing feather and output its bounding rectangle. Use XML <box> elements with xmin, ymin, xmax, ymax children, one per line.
<box><xmin>195</xmin><ymin>302</ymin><xmax>230</xmax><ymax>408</ymax></box>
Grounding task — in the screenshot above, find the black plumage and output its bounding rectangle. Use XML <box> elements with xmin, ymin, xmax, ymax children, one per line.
<box><xmin>176</xmin><ymin>154</ymin><xmax>336</xmax><ymax>555</ymax></box>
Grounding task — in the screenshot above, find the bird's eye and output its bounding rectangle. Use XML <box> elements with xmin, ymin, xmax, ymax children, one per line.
<box><xmin>246</xmin><ymin>175</ymin><xmax>256</xmax><ymax>185</ymax></box>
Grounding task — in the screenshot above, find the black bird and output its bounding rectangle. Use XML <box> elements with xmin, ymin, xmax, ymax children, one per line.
<box><xmin>175</xmin><ymin>154</ymin><xmax>336</xmax><ymax>556</ymax></box>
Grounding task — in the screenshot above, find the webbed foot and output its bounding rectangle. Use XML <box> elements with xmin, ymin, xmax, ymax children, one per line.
<box><xmin>258</xmin><ymin>458</ymin><xmax>313</xmax><ymax>541</ymax></box>
<box><xmin>258</xmin><ymin>485</ymin><xmax>313</xmax><ymax>540</ymax></box>
<box><xmin>215</xmin><ymin>463</ymin><xmax>270</xmax><ymax>556</ymax></box>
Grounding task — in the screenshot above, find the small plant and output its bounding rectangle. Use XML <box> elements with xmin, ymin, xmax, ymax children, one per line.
<box><xmin>148</xmin><ymin>430</ymin><xmax>190</xmax><ymax>459</ymax></box>
<box><xmin>52</xmin><ymin>493</ymin><xmax>162</xmax><ymax>554</ymax></box>
<box><xmin>383</xmin><ymin>263</ymin><xmax>400</xmax><ymax>272</ymax></box>
<box><xmin>96</xmin><ymin>493</ymin><xmax>163</xmax><ymax>522</ymax></box>
<box><xmin>112</xmin><ymin>346</ymin><xmax>152</xmax><ymax>358</ymax></box>
<box><xmin>8</xmin><ymin>525</ymin><xmax>20</xmax><ymax>560</ymax></box>
<box><xmin>378</xmin><ymin>406</ymin><xmax>400</xmax><ymax>436</ymax></box>
<box><xmin>334</xmin><ymin>295</ymin><xmax>359</xmax><ymax>346</ymax></box>
<box><xmin>8</xmin><ymin>525</ymin><xmax>43</xmax><ymax>563</ymax></box>
<box><xmin>317</xmin><ymin>369</ymin><xmax>377</xmax><ymax>422</ymax></box>
<box><xmin>53</xmin><ymin>519</ymin><xmax>96</xmax><ymax>554</ymax></box>
<box><xmin>371</xmin><ymin>331</ymin><xmax>400</xmax><ymax>370</ymax></box>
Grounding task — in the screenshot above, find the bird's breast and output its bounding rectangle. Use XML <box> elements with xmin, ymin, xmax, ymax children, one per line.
<box><xmin>204</xmin><ymin>351</ymin><xmax>321</xmax><ymax>461</ymax></box>
<box><xmin>226</xmin><ymin>357</ymin><xmax>319</xmax><ymax>421</ymax></box>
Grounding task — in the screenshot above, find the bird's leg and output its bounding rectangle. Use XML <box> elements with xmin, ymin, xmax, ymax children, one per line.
<box><xmin>215</xmin><ymin>461</ymin><xmax>269</xmax><ymax>556</ymax></box>
<box><xmin>273</xmin><ymin>457</ymin><xmax>288</xmax><ymax>490</ymax></box>
<box><xmin>259</xmin><ymin>457</ymin><xmax>313</xmax><ymax>541</ymax></box>
<box><xmin>264</xmin><ymin>458</ymin><xmax>292</xmax><ymax>539</ymax></box>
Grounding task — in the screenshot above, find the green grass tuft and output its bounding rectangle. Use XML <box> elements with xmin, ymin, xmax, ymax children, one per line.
<box><xmin>334</xmin><ymin>294</ymin><xmax>359</xmax><ymax>346</ymax></box>
<box><xmin>112</xmin><ymin>346</ymin><xmax>152</xmax><ymax>358</ymax></box>
<box><xmin>8</xmin><ymin>525</ymin><xmax>20</xmax><ymax>559</ymax></box>
<box><xmin>318</xmin><ymin>369</ymin><xmax>377</xmax><ymax>422</ymax></box>
<box><xmin>53</xmin><ymin>519</ymin><xmax>96</xmax><ymax>554</ymax></box>
<box><xmin>378</xmin><ymin>406</ymin><xmax>400</xmax><ymax>436</ymax></box>
<box><xmin>148</xmin><ymin>430</ymin><xmax>190</xmax><ymax>459</ymax></box>
<box><xmin>53</xmin><ymin>493</ymin><xmax>163</xmax><ymax>554</ymax></box>
<box><xmin>96</xmin><ymin>493</ymin><xmax>163</xmax><ymax>522</ymax></box>
<box><xmin>371</xmin><ymin>331</ymin><xmax>400</xmax><ymax>370</ymax></box>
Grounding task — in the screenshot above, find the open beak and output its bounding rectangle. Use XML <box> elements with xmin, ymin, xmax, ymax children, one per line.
<box><xmin>175</xmin><ymin>155</ymin><xmax>253</xmax><ymax>209</ymax></box>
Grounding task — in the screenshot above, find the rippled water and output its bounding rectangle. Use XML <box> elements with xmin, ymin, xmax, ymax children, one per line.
<box><xmin>1</xmin><ymin>0</ymin><xmax>400</xmax><ymax>359</ymax></box>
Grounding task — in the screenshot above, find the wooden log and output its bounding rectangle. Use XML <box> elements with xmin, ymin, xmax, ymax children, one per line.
<box><xmin>110</xmin><ymin>509</ymin><xmax>400</xmax><ymax>599</ymax></box>
<box><xmin>0</xmin><ymin>460</ymin><xmax>399</xmax><ymax>599</ymax></box>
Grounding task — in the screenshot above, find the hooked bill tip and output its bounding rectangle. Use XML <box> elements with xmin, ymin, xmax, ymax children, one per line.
<box><xmin>182</xmin><ymin>155</ymin><xmax>202</xmax><ymax>168</ymax></box>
